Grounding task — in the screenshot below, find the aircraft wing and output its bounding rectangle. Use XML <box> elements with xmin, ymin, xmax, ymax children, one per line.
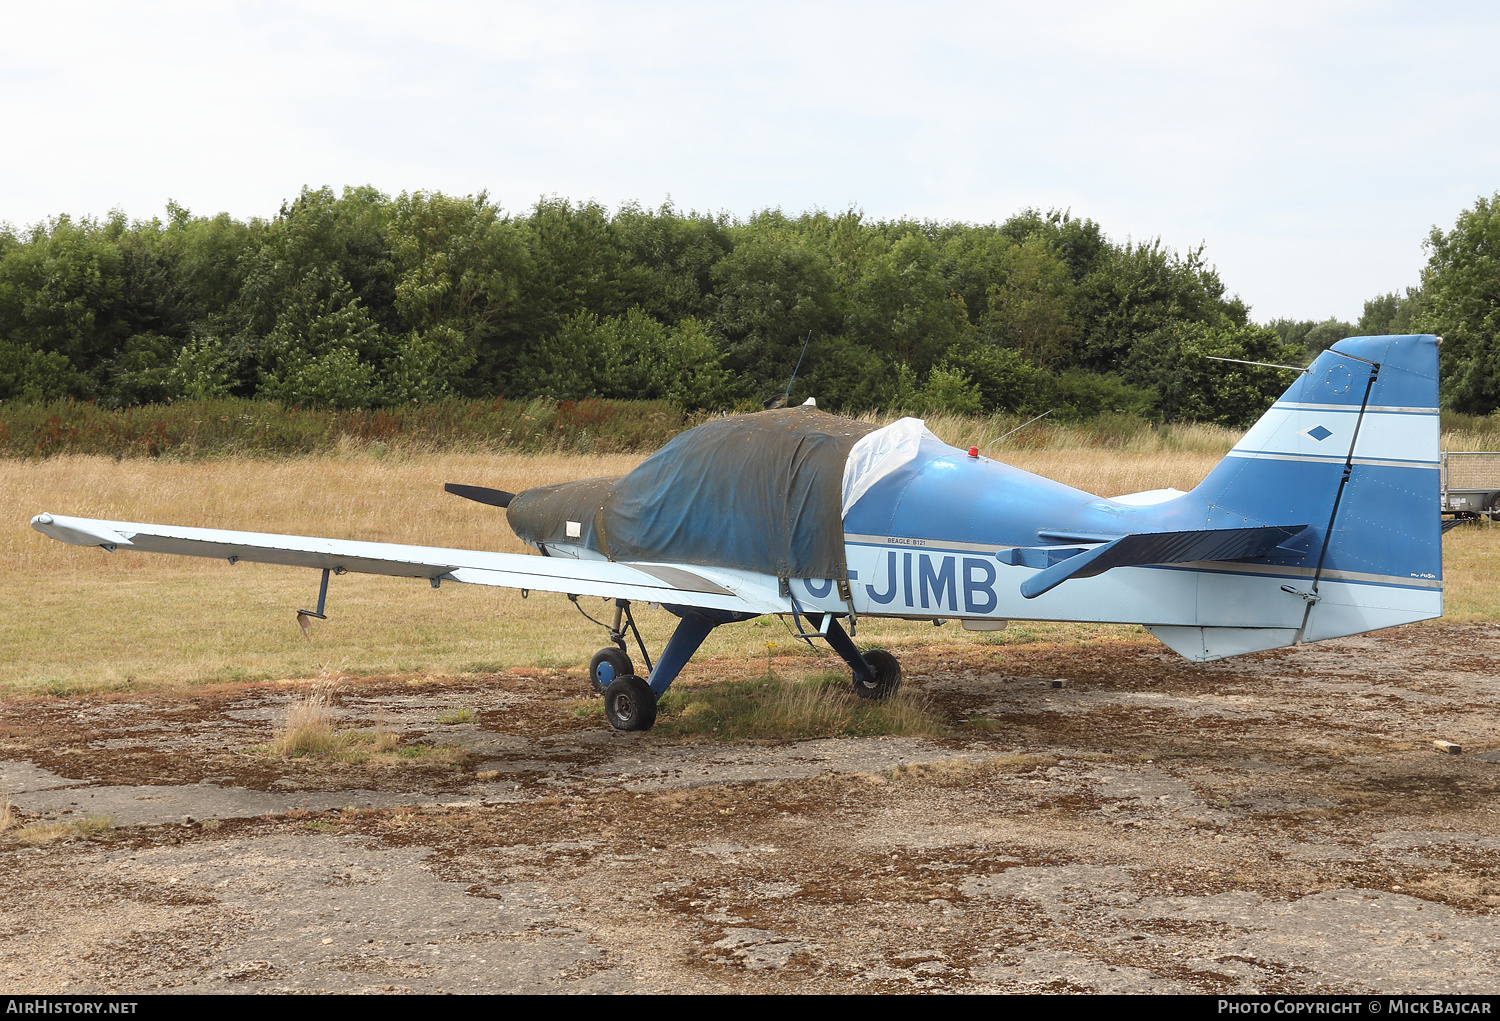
<box><xmin>30</xmin><ymin>513</ymin><xmax>785</xmax><ymax>616</ymax></box>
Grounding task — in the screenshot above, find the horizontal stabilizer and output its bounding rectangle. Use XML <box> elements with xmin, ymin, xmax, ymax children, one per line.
<box><xmin>444</xmin><ymin>483</ymin><xmax>515</xmax><ymax>508</ymax></box>
<box><xmin>1034</xmin><ymin>528</ymin><xmax>1122</xmax><ymax>544</ymax></box>
<box><xmin>1018</xmin><ymin>523</ymin><xmax>1308</xmax><ymax>599</ymax></box>
<box><xmin>997</xmin><ymin>545</ymin><xmax>1092</xmax><ymax>570</ymax></box>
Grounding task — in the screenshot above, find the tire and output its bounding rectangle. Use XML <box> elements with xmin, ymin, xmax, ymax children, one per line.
<box><xmin>604</xmin><ymin>675</ymin><xmax>658</xmax><ymax>731</ymax></box>
<box><xmin>853</xmin><ymin>649</ymin><xmax>902</xmax><ymax>700</ymax></box>
<box><xmin>589</xmin><ymin>647</ymin><xmax>634</xmax><ymax>695</ymax></box>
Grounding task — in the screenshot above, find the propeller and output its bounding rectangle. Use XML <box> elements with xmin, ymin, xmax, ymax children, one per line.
<box><xmin>444</xmin><ymin>483</ymin><xmax>515</xmax><ymax>508</ymax></box>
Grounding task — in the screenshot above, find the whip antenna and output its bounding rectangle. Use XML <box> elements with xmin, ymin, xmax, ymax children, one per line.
<box><xmin>774</xmin><ymin>331</ymin><xmax>813</xmax><ymax>409</ymax></box>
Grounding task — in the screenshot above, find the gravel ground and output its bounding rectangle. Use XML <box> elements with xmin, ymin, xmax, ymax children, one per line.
<box><xmin>1</xmin><ymin>623</ymin><xmax>1498</xmax><ymax>994</ymax></box>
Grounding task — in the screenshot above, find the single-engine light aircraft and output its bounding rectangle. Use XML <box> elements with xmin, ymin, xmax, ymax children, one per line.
<box><xmin>33</xmin><ymin>335</ymin><xmax>1442</xmax><ymax>732</ymax></box>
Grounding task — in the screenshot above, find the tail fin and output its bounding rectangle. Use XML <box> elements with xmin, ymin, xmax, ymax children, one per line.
<box><xmin>1150</xmin><ymin>334</ymin><xmax>1442</xmax><ymax>658</ymax></box>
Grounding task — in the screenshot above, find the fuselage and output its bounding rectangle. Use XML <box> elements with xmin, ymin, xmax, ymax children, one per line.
<box><xmin>512</xmin><ymin>337</ymin><xmax>1444</xmax><ymax>662</ymax></box>
<box><xmin>528</xmin><ymin>423</ymin><xmax>1439</xmax><ymax>642</ymax></box>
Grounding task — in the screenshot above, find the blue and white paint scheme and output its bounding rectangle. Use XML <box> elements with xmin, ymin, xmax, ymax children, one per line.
<box><xmin>824</xmin><ymin>334</ymin><xmax>1440</xmax><ymax>659</ymax></box>
<box><xmin>31</xmin><ymin>334</ymin><xmax>1442</xmax><ymax>731</ymax></box>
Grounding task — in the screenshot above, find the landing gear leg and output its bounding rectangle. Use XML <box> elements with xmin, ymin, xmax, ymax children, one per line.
<box><xmin>601</xmin><ymin>613</ymin><xmax>713</xmax><ymax>734</ymax></box>
<box><xmin>578</xmin><ymin>598</ymin><xmax>652</xmax><ymax>695</ymax></box>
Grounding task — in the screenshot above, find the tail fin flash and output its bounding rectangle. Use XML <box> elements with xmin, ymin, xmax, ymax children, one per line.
<box><xmin>1150</xmin><ymin>334</ymin><xmax>1442</xmax><ymax>659</ymax></box>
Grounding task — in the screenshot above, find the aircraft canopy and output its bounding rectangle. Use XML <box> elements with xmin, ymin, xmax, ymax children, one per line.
<box><xmin>840</xmin><ymin>417</ymin><xmax>941</xmax><ymax>516</ymax></box>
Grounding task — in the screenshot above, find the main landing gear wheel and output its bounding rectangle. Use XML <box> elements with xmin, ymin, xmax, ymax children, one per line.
<box><xmin>589</xmin><ymin>647</ymin><xmax>634</xmax><ymax>695</ymax></box>
<box><xmin>604</xmin><ymin>675</ymin><xmax>658</xmax><ymax>731</ymax></box>
<box><xmin>852</xmin><ymin>649</ymin><xmax>902</xmax><ymax>700</ymax></box>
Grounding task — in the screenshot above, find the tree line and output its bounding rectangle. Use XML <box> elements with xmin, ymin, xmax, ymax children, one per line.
<box><xmin>2</xmin><ymin>187</ymin><xmax>1496</xmax><ymax>427</ymax></box>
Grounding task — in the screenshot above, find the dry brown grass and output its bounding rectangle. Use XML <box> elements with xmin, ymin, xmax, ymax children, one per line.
<box><xmin>645</xmin><ymin>673</ymin><xmax>946</xmax><ymax>740</ymax></box>
<box><xmin>1437</xmin><ymin>523</ymin><xmax>1500</xmax><ymax>621</ymax></box>
<box><xmin>5</xmin><ymin>815</ymin><xmax>113</xmax><ymax>844</ymax></box>
<box><xmin>272</xmin><ymin>684</ymin><xmax>339</xmax><ymax>758</ymax></box>
<box><xmin>261</xmin><ymin>684</ymin><xmax>447</xmax><ymax>764</ymax></box>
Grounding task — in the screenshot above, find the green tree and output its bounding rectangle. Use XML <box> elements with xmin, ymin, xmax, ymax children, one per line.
<box><xmin>387</xmin><ymin>191</ymin><xmax>529</xmax><ymax>398</ymax></box>
<box><xmin>236</xmin><ymin>186</ymin><xmax>395</xmax><ymax>339</ymax></box>
<box><xmin>844</xmin><ymin>234</ymin><xmax>970</xmax><ymax>373</ymax></box>
<box><xmin>0</xmin><ymin>214</ymin><xmax>128</xmax><ymax>394</ymax></box>
<box><xmin>982</xmin><ymin>235</ymin><xmax>1078</xmax><ymax>368</ymax></box>
<box><xmin>0</xmin><ymin>341</ymin><xmax>84</xmax><ymax>401</ymax></box>
<box><xmin>708</xmin><ymin>228</ymin><xmax>840</xmax><ymax>395</ymax></box>
<box><xmin>1268</xmin><ymin>317</ymin><xmax>1356</xmax><ymax>360</ymax></box>
<box><xmin>996</xmin><ymin>208</ymin><xmax>1109</xmax><ymax>284</ymax></box>
<box><xmin>1356</xmin><ymin>288</ymin><xmax>1423</xmax><ymax>337</ymax></box>
<box><xmin>610</xmin><ymin>202</ymin><xmax>733</xmax><ymax>324</ymax></box>
<box><xmin>1417</xmin><ymin>194</ymin><xmax>1500</xmax><ymax>413</ymax></box>
<box><xmin>167</xmin><ymin>331</ymin><xmax>237</xmax><ymax>400</ymax></box>
<box><xmin>932</xmin><ymin>225</ymin><xmax>1017</xmax><ymax>327</ymax></box>
<box><xmin>938</xmin><ymin>341</ymin><xmax>1044</xmax><ymax>414</ymax></box>
<box><xmin>255</xmin><ymin>276</ymin><xmax>391</xmax><ymax>407</ymax></box>
<box><xmin>907</xmin><ymin>364</ymin><xmax>983</xmax><ymax>415</ymax></box>
<box><xmin>1074</xmin><ymin>239</ymin><xmax>1242</xmax><ymax>376</ymax></box>
<box><xmin>1129</xmin><ymin>320</ymin><xmax>1299</xmax><ymax>426</ymax></box>
<box><xmin>789</xmin><ymin>335</ymin><xmax>895</xmax><ymax>412</ymax></box>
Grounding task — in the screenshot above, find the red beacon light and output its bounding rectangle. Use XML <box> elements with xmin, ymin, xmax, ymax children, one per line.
<box><xmin>967</xmin><ymin>446</ymin><xmax>980</xmax><ymax>458</ymax></box>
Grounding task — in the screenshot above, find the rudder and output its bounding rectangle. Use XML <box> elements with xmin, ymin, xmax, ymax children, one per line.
<box><xmin>1181</xmin><ymin>334</ymin><xmax>1442</xmax><ymax>647</ymax></box>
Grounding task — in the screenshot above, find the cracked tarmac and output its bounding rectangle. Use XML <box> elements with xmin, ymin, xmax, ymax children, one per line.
<box><xmin>1</xmin><ymin>623</ymin><xmax>1498</xmax><ymax>993</ymax></box>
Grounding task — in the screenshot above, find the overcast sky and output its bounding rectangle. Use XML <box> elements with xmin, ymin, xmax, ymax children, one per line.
<box><xmin>2</xmin><ymin>1</ymin><xmax>1496</xmax><ymax>323</ymax></box>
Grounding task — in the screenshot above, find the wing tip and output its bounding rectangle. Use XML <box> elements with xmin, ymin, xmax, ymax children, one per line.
<box><xmin>31</xmin><ymin>513</ymin><xmax>134</xmax><ymax>547</ymax></box>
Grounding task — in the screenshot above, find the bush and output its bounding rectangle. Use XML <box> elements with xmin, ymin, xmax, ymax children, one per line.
<box><xmin>0</xmin><ymin>343</ymin><xmax>85</xmax><ymax>402</ymax></box>
<box><xmin>518</xmin><ymin>308</ymin><xmax>733</xmax><ymax>409</ymax></box>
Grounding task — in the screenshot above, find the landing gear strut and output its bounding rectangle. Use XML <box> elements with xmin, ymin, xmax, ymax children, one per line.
<box><xmin>578</xmin><ymin>602</ymin><xmax>900</xmax><ymax>733</ymax></box>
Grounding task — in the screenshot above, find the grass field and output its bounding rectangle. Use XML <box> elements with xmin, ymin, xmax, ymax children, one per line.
<box><xmin>4</xmin><ymin>440</ymin><xmax>1495</xmax><ymax>695</ymax></box>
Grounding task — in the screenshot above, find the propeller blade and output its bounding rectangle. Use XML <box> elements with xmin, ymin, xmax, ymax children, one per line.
<box><xmin>444</xmin><ymin>483</ymin><xmax>515</xmax><ymax>508</ymax></box>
